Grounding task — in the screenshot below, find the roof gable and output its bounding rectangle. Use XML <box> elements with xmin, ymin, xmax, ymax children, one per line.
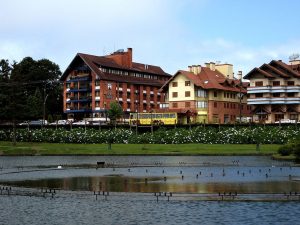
<box><xmin>60</xmin><ymin>52</ymin><xmax>171</xmax><ymax>85</ymax></box>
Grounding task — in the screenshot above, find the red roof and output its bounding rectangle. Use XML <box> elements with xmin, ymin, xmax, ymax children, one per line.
<box><xmin>61</xmin><ymin>52</ymin><xmax>171</xmax><ymax>86</ymax></box>
<box><xmin>161</xmin><ymin>67</ymin><xmax>247</xmax><ymax>93</ymax></box>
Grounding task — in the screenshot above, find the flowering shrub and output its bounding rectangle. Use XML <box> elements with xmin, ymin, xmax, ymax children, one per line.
<box><xmin>1</xmin><ymin>126</ymin><xmax>299</xmax><ymax>144</ymax></box>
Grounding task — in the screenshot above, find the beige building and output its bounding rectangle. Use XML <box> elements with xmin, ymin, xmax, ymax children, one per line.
<box><xmin>244</xmin><ymin>59</ymin><xmax>300</xmax><ymax>123</ymax></box>
<box><xmin>160</xmin><ymin>63</ymin><xmax>250</xmax><ymax>124</ymax></box>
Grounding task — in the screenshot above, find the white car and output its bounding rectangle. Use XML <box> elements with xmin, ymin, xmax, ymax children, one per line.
<box><xmin>72</xmin><ymin>120</ymin><xmax>87</xmax><ymax>125</ymax></box>
<box><xmin>50</xmin><ymin>120</ymin><xmax>68</xmax><ymax>125</ymax></box>
<box><xmin>275</xmin><ymin>119</ymin><xmax>296</xmax><ymax>124</ymax></box>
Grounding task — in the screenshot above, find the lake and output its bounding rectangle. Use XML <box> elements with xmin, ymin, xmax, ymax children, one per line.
<box><xmin>0</xmin><ymin>156</ymin><xmax>299</xmax><ymax>224</ymax></box>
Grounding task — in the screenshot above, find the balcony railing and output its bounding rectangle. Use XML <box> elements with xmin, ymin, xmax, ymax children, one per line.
<box><xmin>248</xmin><ymin>97</ymin><xmax>300</xmax><ymax>105</ymax></box>
<box><xmin>248</xmin><ymin>85</ymin><xmax>300</xmax><ymax>94</ymax></box>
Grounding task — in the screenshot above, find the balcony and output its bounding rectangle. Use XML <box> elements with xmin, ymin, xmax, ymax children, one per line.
<box><xmin>66</xmin><ymin>76</ymin><xmax>90</xmax><ymax>83</ymax></box>
<box><xmin>248</xmin><ymin>97</ymin><xmax>300</xmax><ymax>105</ymax></box>
<box><xmin>64</xmin><ymin>107</ymin><xmax>92</xmax><ymax>113</ymax></box>
<box><xmin>95</xmin><ymin>96</ymin><xmax>100</xmax><ymax>101</ymax></box>
<box><xmin>248</xmin><ymin>85</ymin><xmax>300</xmax><ymax>94</ymax></box>
<box><xmin>68</xmin><ymin>87</ymin><xmax>91</xmax><ymax>92</ymax></box>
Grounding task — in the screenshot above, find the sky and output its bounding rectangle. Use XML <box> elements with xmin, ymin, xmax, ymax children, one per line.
<box><xmin>1</xmin><ymin>0</ymin><xmax>300</xmax><ymax>77</ymax></box>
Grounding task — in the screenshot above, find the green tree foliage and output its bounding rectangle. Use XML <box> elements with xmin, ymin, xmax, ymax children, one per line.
<box><xmin>107</xmin><ymin>101</ymin><xmax>123</xmax><ymax>126</ymax></box>
<box><xmin>0</xmin><ymin>57</ymin><xmax>63</xmax><ymax>122</ymax></box>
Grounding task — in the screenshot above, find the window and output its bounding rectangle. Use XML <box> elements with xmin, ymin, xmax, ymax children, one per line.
<box><xmin>185</xmin><ymin>102</ymin><xmax>190</xmax><ymax>107</ymax></box>
<box><xmin>95</xmin><ymin>80</ymin><xmax>100</xmax><ymax>86</ymax></box>
<box><xmin>196</xmin><ymin>89</ymin><xmax>207</xmax><ymax>97</ymax></box>
<box><xmin>287</xmin><ymin>93</ymin><xmax>295</xmax><ymax>97</ymax></box>
<box><xmin>66</xmin><ymin>83</ymin><xmax>70</xmax><ymax>88</ymax></box>
<box><xmin>224</xmin><ymin>103</ymin><xmax>226</xmax><ymax>108</ymax></box>
<box><xmin>255</xmin><ymin>93</ymin><xmax>263</xmax><ymax>98</ymax></box>
<box><xmin>172</xmin><ymin>102</ymin><xmax>178</xmax><ymax>108</ymax></box>
<box><xmin>107</xmin><ymin>83</ymin><xmax>112</xmax><ymax>90</ymax></box>
<box><xmin>224</xmin><ymin>92</ymin><xmax>226</xmax><ymax>98</ymax></box>
<box><xmin>185</xmin><ymin>81</ymin><xmax>191</xmax><ymax>86</ymax></box>
<box><xmin>185</xmin><ymin>91</ymin><xmax>190</xmax><ymax>97</ymax></box>
<box><xmin>196</xmin><ymin>101</ymin><xmax>207</xmax><ymax>108</ymax></box>
<box><xmin>273</xmin><ymin>93</ymin><xmax>280</xmax><ymax>97</ymax></box>
<box><xmin>273</xmin><ymin>81</ymin><xmax>280</xmax><ymax>86</ymax></box>
<box><xmin>290</xmin><ymin>114</ymin><xmax>298</xmax><ymax>121</ymax></box>
<box><xmin>255</xmin><ymin>81</ymin><xmax>263</xmax><ymax>87</ymax></box>
<box><xmin>172</xmin><ymin>92</ymin><xmax>178</xmax><ymax>98</ymax></box>
<box><xmin>275</xmin><ymin>114</ymin><xmax>284</xmax><ymax>122</ymax></box>
<box><xmin>287</xmin><ymin>81</ymin><xmax>295</xmax><ymax>86</ymax></box>
<box><xmin>172</xmin><ymin>82</ymin><xmax>178</xmax><ymax>87</ymax></box>
<box><xmin>214</xmin><ymin>102</ymin><xmax>217</xmax><ymax>108</ymax></box>
<box><xmin>214</xmin><ymin>92</ymin><xmax>218</xmax><ymax>97</ymax></box>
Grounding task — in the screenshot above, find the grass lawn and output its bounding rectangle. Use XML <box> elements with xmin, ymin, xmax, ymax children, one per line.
<box><xmin>0</xmin><ymin>141</ymin><xmax>281</xmax><ymax>156</ymax></box>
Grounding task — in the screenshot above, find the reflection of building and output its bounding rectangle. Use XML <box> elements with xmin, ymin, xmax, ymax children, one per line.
<box><xmin>160</xmin><ymin>63</ymin><xmax>250</xmax><ymax>124</ymax></box>
<box><xmin>244</xmin><ymin>59</ymin><xmax>300</xmax><ymax>123</ymax></box>
<box><xmin>60</xmin><ymin>48</ymin><xmax>171</xmax><ymax>120</ymax></box>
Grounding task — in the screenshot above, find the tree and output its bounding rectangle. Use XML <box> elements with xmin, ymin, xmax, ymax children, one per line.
<box><xmin>0</xmin><ymin>59</ymin><xmax>12</xmax><ymax>81</ymax></box>
<box><xmin>107</xmin><ymin>101</ymin><xmax>123</xmax><ymax>128</ymax></box>
<box><xmin>0</xmin><ymin>57</ymin><xmax>62</xmax><ymax>145</ymax></box>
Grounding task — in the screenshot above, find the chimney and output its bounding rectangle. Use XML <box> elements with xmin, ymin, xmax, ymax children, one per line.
<box><xmin>209</xmin><ymin>62</ymin><xmax>215</xmax><ymax>71</ymax></box>
<box><xmin>105</xmin><ymin>47</ymin><xmax>133</xmax><ymax>68</ymax></box>
<box><xmin>196</xmin><ymin>65</ymin><xmax>201</xmax><ymax>74</ymax></box>
<box><xmin>127</xmin><ymin>48</ymin><xmax>132</xmax><ymax>68</ymax></box>
<box><xmin>237</xmin><ymin>71</ymin><xmax>242</xmax><ymax>80</ymax></box>
<box><xmin>188</xmin><ymin>66</ymin><xmax>192</xmax><ymax>72</ymax></box>
<box><xmin>205</xmin><ymin>63</ymin><xmax>210</xmax><ymax>68</ymax></box>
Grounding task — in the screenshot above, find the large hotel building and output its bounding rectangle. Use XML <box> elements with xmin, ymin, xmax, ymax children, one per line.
<box><xmin>60</xmin><ymin>48</ymin><xmax>171</xmax><ymax>120</ymax></box>
<box><xmin>244</xmin><ymin>59</ymin><xmax>300</xmax><ymax>123</ymax></box>
<box><xmin>160</xmin><ymin>62</ymin><xmax>251</xmax><ymax>124</ymax></box>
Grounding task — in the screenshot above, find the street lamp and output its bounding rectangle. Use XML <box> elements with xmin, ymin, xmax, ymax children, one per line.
<box><xmin>43</xmin><ymin>88</ymin><xmax>49</xmax><ymax>127</ymax></box>
<box><xmin>237</xmin><ymin>80</ymin><xmax>244</xmax><ymax>123</ymax></box>
<box><xmin>150</xmin><ymin>110</ymin><xmax>153</xmax><ymax>135</ymax></box>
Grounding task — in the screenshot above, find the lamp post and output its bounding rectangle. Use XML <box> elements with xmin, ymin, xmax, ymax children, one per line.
<box><xmin>150</xmin><ymin>110</ymin><xmax>153</xmax><ymax>135</ymax></box>
<box><xmin>43</xmin><ymin>88</ymin><xmax>49</xmax><ymax>127</ymax></box>
<box><xmin>237</xmin><ymin>78</ymin><xmax>243</xmax><ymax>123</ymax></box>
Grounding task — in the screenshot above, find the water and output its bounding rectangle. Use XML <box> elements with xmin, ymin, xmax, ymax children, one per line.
<box><xmin>0</xmin><ymin>156</ymin><xmax>299</xmax><ymax>224</ymax></box>
<box><xmin>1</xmin><ymin>195</ymin><xmax>299</xmax><ymax>225</ymax></box>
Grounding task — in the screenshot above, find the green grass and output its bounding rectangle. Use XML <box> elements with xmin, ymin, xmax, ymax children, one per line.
<box><xmin>0</xmin><ymin>141</ymin><xmax>281</xmax><ymax>156</ymax></box>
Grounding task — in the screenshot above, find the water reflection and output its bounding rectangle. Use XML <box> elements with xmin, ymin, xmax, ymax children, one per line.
<box><xmin>0</xmin><ymin>156</ymin><xmax>299</xmax><ymax>194</ymax></box>
<box><xmin>2</xmin><ymin>175</ymin><xmax>300</xmax><ymax>194</ymax></box>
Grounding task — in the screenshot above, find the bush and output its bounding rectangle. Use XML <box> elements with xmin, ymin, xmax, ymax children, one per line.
<box><xmin>0</xmin><ymin>125</ymin><xmax>299</xmax><ymax>145</ymax></box>
<box><xmin>278</xmin><ymin>145</ymin><xmax>294</xmax><ymax>156</ymax></box>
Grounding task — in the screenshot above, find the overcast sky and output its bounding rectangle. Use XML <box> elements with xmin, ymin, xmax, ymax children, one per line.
<box><xmin>1</xmin><ymin>0</ymin><xmax>300</xmax><ymax>76</ymax></box>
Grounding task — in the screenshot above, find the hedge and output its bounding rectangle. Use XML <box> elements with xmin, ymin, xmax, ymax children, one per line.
<box><xmin>1</xmin><ymin>126</ymin><xmax>299</xmax><ymax>144</ymax></box>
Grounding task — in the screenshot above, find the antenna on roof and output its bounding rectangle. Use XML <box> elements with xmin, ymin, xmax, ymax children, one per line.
<box><xmin>289</xmin><ymin>53</ymin><xmax>299</xmax><ymax>61</ymax></box>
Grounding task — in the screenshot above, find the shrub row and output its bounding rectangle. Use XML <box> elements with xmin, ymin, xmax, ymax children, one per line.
<box><xmin>0</xmin><ymin>126</ymin><xmax>299</xmax><ymax>144</ymax></box>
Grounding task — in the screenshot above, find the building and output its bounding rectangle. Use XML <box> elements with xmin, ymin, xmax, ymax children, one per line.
<box><xmin>244</xmin><ymin>59</ymin><xmax>300</xmax><ymax>123</ymax></box>
<box><xmin>160</xmin><ymin>62</ymin><xmax>251</xmax><ymax>124</ymax></box>
<box><xmin>60</xmin><ymin>48</ymin><xmax>171</xmax><ymax>120</ymax></box>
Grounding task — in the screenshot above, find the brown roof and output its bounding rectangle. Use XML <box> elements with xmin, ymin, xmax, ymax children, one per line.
<box><xmin>160</xmin><ymin>67</ymin><xmax>247</xmax><ymax>93</ymax></box>
<box><xmin>60</xmin><ymin>52</ymin><xmax>171</xmax><ymax>86</ymax></box>
<box><xmin>244</xmin><ymin>60</ymin><xmax>300</xmax><ymax>79</ymax></box>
